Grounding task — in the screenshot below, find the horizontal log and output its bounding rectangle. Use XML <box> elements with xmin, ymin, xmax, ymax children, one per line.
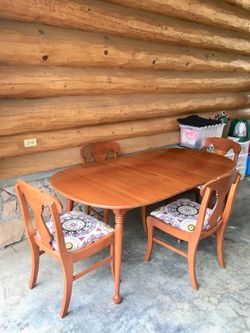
<box><xmin>0</xmin><ymin>0</ymin><xmax>250</xmax><ymax>55</ymax></box>
<box><xmin>2</xmin><ymin>20</ymin><xmax>250</xmax><ymax>73</ymax></box>
<box><xmin>225</xmin><ymin>0</ymin><xmax>250</xmax><ymax>10</ymax></box>
<box><xmin>0</xmin><ymin>93</ymin><xmax>249</xmax><ymax>136</ymax></box>
<box><xmin>0</xmin><ymin>132</ymin><xmax>180</xmax><ymax>179</ymax></box>
<box><xmin>119</xmin><ymin>132</ymin><xmax>180</xmax><ymax>154</ymax></box>
<box><xmin>105</xmin><ymin>0</ymin><xmax>250</xmax><ymax>34</ymax></box>
<box><xmin>1</xmin><ymin>65</ymin><xmax>250</xmax><ymax>99</ymax></box>
<box><xmin>0</xmin><ymin>116</ymin><xmax>180</xmax><ymax>158</ymax></box>
<box><xmin>1</xmin><ymin>109</ymin><xmax>249</xmax><ymax>158</ymax></box>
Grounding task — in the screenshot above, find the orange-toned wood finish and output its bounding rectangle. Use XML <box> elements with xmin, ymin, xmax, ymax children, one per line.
<box><xmin>67</xmin><ymin>141</ymin><xmax>120</xmax><ymax>224</ymax></box>
<box><xmin>68</xmin><ymin>141</ymin><xmax>147</xmax><ymax>229</ymax></box>
<box><xmin>202</xmin><ymin>137</ymin><xmax>241</xmax><ymax>164</ymax></box>
<box><xmin>51</xmin><ymin>148</ymin><xmax>235</xmax><ymax>303</ymax></box>
<box><xmin>15</xmin><ymin>180</ymin><xmax>114</xmax><ymax>318</ymax></box>
<box><xmin>195</xmin><ymin>137</ymin><xmax>241</xmax><ymax>201</ymax></box>
<box><xmin>145</xmin><ymin>169</ymin><xmax>240</xmax><ymax>289</ymax></box>
<box><xmin>80</xmin><ymin>141</ymin><xmax>121</xmax><ymax>164</ymax></box>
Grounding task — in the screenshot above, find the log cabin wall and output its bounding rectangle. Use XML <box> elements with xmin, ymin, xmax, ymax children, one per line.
<box><xmin>0</xmin><ymin>0</ymin><xmax>250</xmax><ymax>180</ymax></box>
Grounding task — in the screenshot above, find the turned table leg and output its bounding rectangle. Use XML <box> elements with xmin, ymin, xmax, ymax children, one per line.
<box><xmin>112</xmin><ymin>209</ymin><xmax>126</xmax><ymax>304</ymax></box>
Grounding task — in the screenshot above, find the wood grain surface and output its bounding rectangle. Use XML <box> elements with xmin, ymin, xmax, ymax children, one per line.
<box><xmin>51</xmin><ymin>148</ymin><xmax>235</xmax><ymax>209</ymax></box>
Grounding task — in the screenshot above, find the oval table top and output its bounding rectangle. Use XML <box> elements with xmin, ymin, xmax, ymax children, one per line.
<box><xmin>51</xmin><ymin>148</ymin><xmax>235</xmax><ymax>210</ymax></box>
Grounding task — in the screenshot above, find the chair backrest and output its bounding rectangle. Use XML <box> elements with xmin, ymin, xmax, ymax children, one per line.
<box><xmin>80</xmin><ymin>141</ymin><xmax>121</xmax><ymax>164</ymax></box>
<box><xmin>202</xmin><ymin>137</ymin><xmax>241</xmax><ymax>164</ymax></box>
<box><xmin>16</xmin><ymin>180</ymin><xmax>65</xmax><ymax>253</ymax></box>
<box><xmin>194</xmin><ymin>169</ymin><xmax>240</xmax><ymax>236</ymax></box>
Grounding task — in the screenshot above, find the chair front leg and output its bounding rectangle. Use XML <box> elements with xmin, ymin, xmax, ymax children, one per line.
<box><xmin>187</xmin><ymin>241</ymin><xmax>199</xmax><ymax>290</ymax></box>
<box><xmin>216</xmin><ymin>226</ymin><xmax>226</xmax><ymax>269</ymax></box>
<box><xmin>29</xmin><ymin>239</ymin><xmax>40</xmax><ymax>289</ymax></box>
<box><xmin>144</xmin><ymin>217</ymin><xmax>154</xmax><ymax>261</ymax></box>
<box><xmin>60</xmin><ymin>257</ymin><xmax>74</xmax><ymax>318</ymax></box>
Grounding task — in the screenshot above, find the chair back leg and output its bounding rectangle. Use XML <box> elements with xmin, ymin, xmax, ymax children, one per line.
<box><xmin>103</xmin><ymin>209</ymin><xmax>110</xmax><ymax>225</ymax></box>
<box><xmin>85</xmin><ymin>205</ymin><xmax>91</xmax><ymax>215</ymax></box>
<box><xmin>216</xmin><ymin>227</ymin><xmax>226</xmax><ymax>269</ymax></box>
<box><xmin>66</xmin><ymin>199</ymin><xmax>74</xmax><ymax>212</ymax></box>
<box><xmin>144</xmin><ymin>217</ymin><xmax>154</xmax><ymax>261</ymax></box>
<box><xmin>141</xmin><ymin>206</ymin><xmax>147</xmax><ymax>231</ymax></box>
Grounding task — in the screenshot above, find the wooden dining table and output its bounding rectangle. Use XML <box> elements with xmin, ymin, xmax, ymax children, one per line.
<box><xmin>51</xmin><ymin>147</ymin><xmax>235</xmax><ymax>303</ymax></box>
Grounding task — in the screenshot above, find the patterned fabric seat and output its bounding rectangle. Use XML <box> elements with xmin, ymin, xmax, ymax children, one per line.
<box><xmin>46</xmin><ymin>211</ymin><xmax>114</xmax><ymax>251</ymax></box>
<box><xmin>150</xmin><ymin>199</ymin><xmax>212</xmax><ymax>232</ymax></box>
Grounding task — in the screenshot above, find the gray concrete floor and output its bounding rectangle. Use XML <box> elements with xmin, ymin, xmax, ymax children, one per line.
<box><xmin>0</xmin><ymin>178</ymin><xmax>250</xmax><ymax>333</ymax></box>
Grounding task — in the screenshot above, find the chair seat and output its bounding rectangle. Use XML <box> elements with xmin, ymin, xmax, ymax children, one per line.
<box><xmin>150</xmin><ymin>199</ymin><xmax>212</xmax><ymax>232</ymax></box>
<box><xmin>47</xmin><ymin>211</ymin><xmax>114</xmax><ymax>251</ymax></box>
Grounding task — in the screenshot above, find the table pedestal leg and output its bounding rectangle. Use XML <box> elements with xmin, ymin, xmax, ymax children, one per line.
<box><xmin>112</xmin><ymin>209</ymin><xmax>126</xmax><ymax>304</ymax></box>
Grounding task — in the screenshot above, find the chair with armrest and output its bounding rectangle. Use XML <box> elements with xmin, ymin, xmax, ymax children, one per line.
<box><xmin>16</xmin><ymin>180</ymin><xmax>114</xmax><ymax>318</ymax></box>
<box><xmin>67</xmin><ymin>141</ymin><xmax>147</xmax><ymax>230</ymax></box>
<box><xmin>145</xmin><ymin>169</ymin><xmax>240</xmax><ymax>289</ymax></box>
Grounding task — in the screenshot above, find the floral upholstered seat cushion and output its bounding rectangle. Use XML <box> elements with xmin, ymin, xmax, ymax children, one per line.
<box><xmin>47</xmin><ymin>211</ymin><xmax>114</xmax><ymax>252</ymax></box>
<box><xmin>150</xmin><ymin>199</ymin><xmax>212</xmax><ymax>232</ymax></box>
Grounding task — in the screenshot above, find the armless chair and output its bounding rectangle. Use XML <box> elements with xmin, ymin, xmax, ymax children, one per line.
<box><xmin>145</xmin><ymin>169</ymin><xmax>240</xmax><ymax>289</ymax></box>
<box><xmin>195</xmin><ymin>137</ymin><xmax>241</xmax><ymax>201</ymax></box>
<box><xmin>66</xmin><ymin>141</ymin><xmax>121</xmax><ymax>225</ymax></box>
<box><xmin>202</xmin><ymin>137</ymin><xmax>241</xmax><ymax>163</ymax></box>
<box><xmin>67</xmin><ymin>141</ymin><xmax>147</xmax><ymax>230</ymax></box>
<box><xmin>16</xmin><ymin>180</ymin><xmax>114</xmax><ymax>318</ymax></box>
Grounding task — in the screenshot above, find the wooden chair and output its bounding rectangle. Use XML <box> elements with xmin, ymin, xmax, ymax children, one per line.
<box><xmin>16</xmin><ymin>180</ymin><xmax>114</xmax><ymax>318</ymax></box>
<box><xmin>80</xmin><ymin>141</ymin><xmax>121</xmax><ymax>164</ymax></box>
<box><xmin>195</xmin><ymin>137</ymin><xmax>241</xmax><ymax>201</ymax></box>
<box><xmin>145</xmin><ymin>169</ymin><xmax>240</xmax><ymax>289</ymax></box>
<box><xmin>201</xmin><ymin>137</ymin><xmax>241</xmax><ymax>164</ymax></box>
<box><xmin>67</xmin><ymin>141</ymin><xmax>120</xmax><ymax>224</ymax></box>
<box><xmin>67</xmin><ymin>141</ymin><xmax>147</xmax><ymax>230</ymax></box>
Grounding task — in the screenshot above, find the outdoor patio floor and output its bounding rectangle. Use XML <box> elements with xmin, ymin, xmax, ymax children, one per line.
<box><xmin>0</xmin><ymin>178</ymin><xmax>250</xmax><ymax>333</ymax></box>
